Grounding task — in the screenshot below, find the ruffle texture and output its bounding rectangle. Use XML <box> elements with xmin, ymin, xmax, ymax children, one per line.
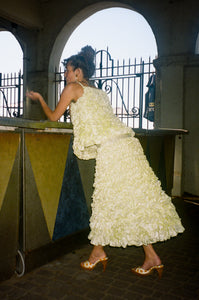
<box><xmin>70</xmin><ymin>86</ymin><xmax>133</xmax><ymax>160</ymax></box>
<box><xmin>88</xmin><ymin>137</ymin><xmax>184</xmax><ymax>247</ymax></box>
<box><xmin>71</xmin><ymin>85</ymin><xmax>184</xmax><ymax>247</ymax></box>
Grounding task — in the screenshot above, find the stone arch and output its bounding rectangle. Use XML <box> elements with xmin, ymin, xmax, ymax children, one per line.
<box><xmin>48</xmin><ymin>2</ymin><xmax>158</xmax><ymax>107</ymax></box>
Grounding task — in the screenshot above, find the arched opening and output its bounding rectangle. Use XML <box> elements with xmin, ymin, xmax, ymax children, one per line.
<box><xmin>49</xmin><ymin>5</ymin><xmax>157</xmax><ymax>129</ymax></box>
<box><xmin>0</xmin><ymin>30</ymin><xmax>23</xmax><ymax>117</ymax></box>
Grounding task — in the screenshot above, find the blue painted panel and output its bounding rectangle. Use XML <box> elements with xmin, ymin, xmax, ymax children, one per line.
<box><xmin>53</xmin><ymin>138</ymin><xmax>89</xmax><ymax>241</ymax></box>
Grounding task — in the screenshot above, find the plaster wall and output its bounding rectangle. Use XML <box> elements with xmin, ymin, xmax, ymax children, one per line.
<box><xmin>184</xmin><ymin>65</ymin><xmax>199</xmax><ymax>195</ymax></box>
<box><xmin>153</xmin><ymin>57</ymin><xmax>185</xmax><ymax>195</ymax></box>
<box><xmin>158</xmin><ymin>64</ymin><xmax>184</xmax><ymax>129</ymax></box>
<box><xmin>154</xmin><ymin>55</ymin><xmax>199</xmax><ymax>196</ymax></box>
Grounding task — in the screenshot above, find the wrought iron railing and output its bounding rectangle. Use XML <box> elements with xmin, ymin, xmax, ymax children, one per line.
<box><xmin>0</xmin><ymin>71</ymin><xmax>23</xmax><ymax>118</ymax></box>
<box><xmin>0</xmin><ymin>49</ymin><xmax>156</xmax><ymax>130</ymax></box>
<box><xmin>55</xmin><ymin>49</ymin><xmax>156</xmax><ymax>129</ymax></box>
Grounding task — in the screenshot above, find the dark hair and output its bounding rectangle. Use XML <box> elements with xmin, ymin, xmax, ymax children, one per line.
<box><xmin>63</xmin><ymin>45</ymin><xmax>95</xmax><ymax>80</ymax></box>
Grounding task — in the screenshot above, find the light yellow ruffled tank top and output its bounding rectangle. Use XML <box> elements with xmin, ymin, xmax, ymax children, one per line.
<box><xmin>70</xmin><ymin>82</ymin><xmax>134</xmax><ymax>160</ymax></box>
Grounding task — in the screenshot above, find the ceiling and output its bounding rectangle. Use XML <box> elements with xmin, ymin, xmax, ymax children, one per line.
<box><xmin>0</xmin><ymin>0</ymin><xmax>46</xmax><ymax>29</ymax></box>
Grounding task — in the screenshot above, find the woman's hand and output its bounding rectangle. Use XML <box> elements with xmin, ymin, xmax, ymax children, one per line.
<box><xmin>25</xmin><ymin>83</ymin><xmax>79</xmax><ymax>121</ymax></box>
<box><xmin>26</xmin><ymin>91</ymin><xmax>42</xmax><ymax>102</ymax></box>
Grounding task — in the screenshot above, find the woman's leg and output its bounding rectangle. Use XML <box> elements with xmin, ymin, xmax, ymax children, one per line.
<box><xmin>80</xmin><ymin>245</ymin><xmax>108</xmax><ymax>271</ymax></box>
<box><xmin>88</xmin><ymin>245</ymin><xmax>107</xmax><ymax>263</ymax></box>
<box><xmin>142</xmin><ymin>244</ymin><xmax>162</xmax><ymax>269</ymax></box>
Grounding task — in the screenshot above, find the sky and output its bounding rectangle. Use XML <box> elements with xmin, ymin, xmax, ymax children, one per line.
<box><xmin>60</xmin><ymin>8</ymin><xmax>157</xmax><ymax>65</ymax></box>
<box><xmin>0</xmin><ymin>31</ymin><xmax>23</xmax><ymax>74</ymax></box>
<box><xmin>0</xmin><ymin>8</ymin><xmax>157</xmax><ymax>74</ymax></box>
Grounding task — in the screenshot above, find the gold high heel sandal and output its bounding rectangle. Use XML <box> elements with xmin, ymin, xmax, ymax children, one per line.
<box><xmin>80</xmin><ymin>257</ymin><xmax>108</xmax><ymax>272</ymax></box>
<box><xmin>131</xmin><ymin>264</ymin><xmax>164</xmax><ymax>279</ymax></box>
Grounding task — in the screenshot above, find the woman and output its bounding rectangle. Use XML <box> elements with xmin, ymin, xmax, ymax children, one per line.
<box><xmin>27</xmin><ymin>45</ymin><xmax>184</xmax><ymax>278</ymax></box>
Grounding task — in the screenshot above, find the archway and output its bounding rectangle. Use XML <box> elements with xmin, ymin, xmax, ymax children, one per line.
<box><xmin>48</xmin><ymin>3</ymin><xmax>157</xmax><ymax>111</ymax></box>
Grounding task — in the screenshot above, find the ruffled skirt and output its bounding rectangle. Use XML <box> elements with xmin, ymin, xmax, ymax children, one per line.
<box><xmin>88</xmin><ymin>136</ymin><xmax>184</xmax><ymax>247</ymax></box>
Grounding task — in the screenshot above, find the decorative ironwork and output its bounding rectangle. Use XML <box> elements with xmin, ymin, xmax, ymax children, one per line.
<box><xmin>97</xmin><ymin>78</ymin><xmax>140</xmax><ymax>118</ymax></box>
<box><xmin>103</xmin><ymin>82</ymin><xmax>112</xmax><ymax>94</ymax></box>
<box><xmin>54</xmin><ymin>49</ymin><xmax>155</xmax><ymax>129</ymax></box>
<box><xmin>0</xmin><ymin>71</ymin><xmax>23</xmax><ymax>118</ymax></box>
<box><xmin>0</xmin><ymin>88</ymin><xmax>12</xmax><ymax>117</ymax></box>
<box><xmin>0</xmin><ymin>48</ymin><xmax>155</xmax><ymax>130</ymax></box>
<box><xmin>95</xmin><ymin>49</ymin><xmax>154</xmax><ymax>128</ymax></box>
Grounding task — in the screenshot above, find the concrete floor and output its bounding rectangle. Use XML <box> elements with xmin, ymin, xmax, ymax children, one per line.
<box><xmin>0</xmin><ymin>198</ymin><xmax>198</xmax><ymax>300</ymax></box>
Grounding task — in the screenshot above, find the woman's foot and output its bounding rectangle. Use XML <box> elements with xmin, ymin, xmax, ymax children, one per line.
<box><xmin>132</xmin><ymin>264</ymin><xmax>164</xmax><ymax>278</ymax></box>
<box><xmin>80</xmin><ymin>257</ymin><xmax>108</xmax><ymax>271</ymax></box>
<box><xmin>131</xmin><ymin>245</ymin><xmax>163</xmax><ymax>278</ymax></box>
<box><xmin>141</xmin><ymin>256</ymin><xmax>162</xmax><ymax>270</ymax></box>
<box><xmin>80</xmin><ymin>245</ymin><xmax>108</xmax><ymax>271</ymax></box>
<box><xmin>141</xmin><ymin>244</ymin><xmax>162</xmax><ymax>270</ymax></box>
<box><xmin>88</xmin><ymin>245</ymin><xmax>107</xmax><ymax>264</ymax></box>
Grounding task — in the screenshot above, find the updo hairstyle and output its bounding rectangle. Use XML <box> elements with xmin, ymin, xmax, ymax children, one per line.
<box><xmin>63</xmin><ymin>45</ymin><xmax>96</xmax><ymax>80</ymax></box>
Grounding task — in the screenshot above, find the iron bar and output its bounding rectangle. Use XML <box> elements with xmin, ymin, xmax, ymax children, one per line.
<box><xmin>139</xmin><ymin>60</ymin><xmax>144</xmax><ymax>128</ymax></box>
<box><xmin>0</xmin><ymin>71</ymin><xmax>23</xmax><ymax>117</ymax></box>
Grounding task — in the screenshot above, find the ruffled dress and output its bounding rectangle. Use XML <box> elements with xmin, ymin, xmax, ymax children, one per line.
<box><xmin>70</xmin><ymin>83</ymin><xmax>184</xmax><ymax>247</ymax></box>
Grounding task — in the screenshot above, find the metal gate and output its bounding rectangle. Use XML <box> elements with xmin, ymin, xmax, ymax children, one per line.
<box><xmin>0</xmin><ymin>50</ymin><xmax>155</xmax><ymax>129</ymax></box>
<box><xmin>0</xmin><ymin>71</ymin><xmax>23</xmax><ymax>118</ymax></box>
<box><xmin>55</xmin><ymin>48</ymin><xmax>156</xmax><ymax>129</ymax></box>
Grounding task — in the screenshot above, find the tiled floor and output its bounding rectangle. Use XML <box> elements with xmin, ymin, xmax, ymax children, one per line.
<box><xmin>0</xmin><ymin>198</ymin><xmax>198</xmax><ymax>299</ymax></box>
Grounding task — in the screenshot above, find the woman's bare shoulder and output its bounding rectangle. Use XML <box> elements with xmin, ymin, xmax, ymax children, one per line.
<box><xmin>62</xmin><ymin>82</ymin><xmax>83</xmax><ymax>99</ymax></box>
<box><xmin>64</xmin><ymin>81</ymin><xmax>82</xmax><ymax>90</ymax></box>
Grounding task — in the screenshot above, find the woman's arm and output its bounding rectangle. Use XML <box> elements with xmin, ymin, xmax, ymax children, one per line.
<box><xmin>26</xmin><ymin>83</ymin><xmax>81</xmax><ymax>121</ymax></box>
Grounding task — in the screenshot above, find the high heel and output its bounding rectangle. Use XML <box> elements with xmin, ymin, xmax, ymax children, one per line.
<box><xmin>80</xmin><ymin>257</ymin><xmax>108</xmax><ymax>271</ymax></box>
<box><xmin>131</xmin><ymin>264</ymin><xmax>164</xmax><ymax>279</ymax></box>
